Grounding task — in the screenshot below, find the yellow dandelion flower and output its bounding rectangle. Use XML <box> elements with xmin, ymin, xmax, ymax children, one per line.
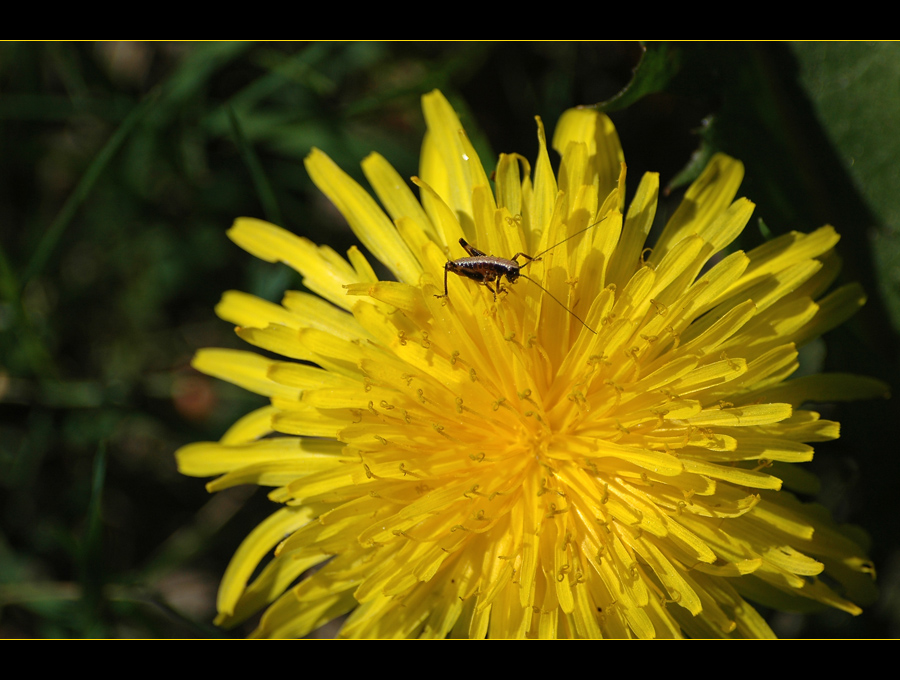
<box><xmin>176</xmin><ymin>90</ymin><xmax>883</xmax><ymax>639</ymax></box>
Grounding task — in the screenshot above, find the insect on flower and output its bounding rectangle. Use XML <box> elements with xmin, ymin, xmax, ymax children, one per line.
<box><xmin>435</xmin><ymin>216</ymin><xmax>610</xmax><ymax>334</ymax></box>
<box><xmin>177</xmin><ymin>91</ymin><xmax>882</xmax><ymax>640</ymax></box>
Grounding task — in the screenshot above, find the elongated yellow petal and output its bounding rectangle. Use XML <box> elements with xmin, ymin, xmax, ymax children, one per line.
<box><xmin>216</xmin><ymin>506</ymin><xmax>318</xmax><ymax>618</ymax></box>
<box><xmin>305</xmin><ymin>148</ymin><xmax>421</xmax><ymax>285</ymax></box>
<box><xmin>420</xmin><ymin>90</ymin><xmax>491</xmax><ymax>226</ymax></box>
<box><xmin>362</xmin><ymin>152</ymin><xmax>434</xmax><ymax>238</ymax></box>
<box><xmin>192</xmin><ymin>348</ymin><xmax>297</xmax><ymax>399</ymax></box>
<box><xmin>653</xmin><ymin>154</ymin><xmax>745</xmax><ymax>262</ymax></box>
<box><xmin>228</xmin><ymin>217</ymin><xmax>358</xmax><ymax>310</ymax></box>
<box><xmin>552</xmin><ymin>107</ymin><xmax>624</xmax><ymax>211</ymax></box>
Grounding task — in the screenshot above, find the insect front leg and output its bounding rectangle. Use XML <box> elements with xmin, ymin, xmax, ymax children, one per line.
<box><xmin>435</xmin><ymin>263</ymin><xmax>451</xmax><ymax>299</ymax></box>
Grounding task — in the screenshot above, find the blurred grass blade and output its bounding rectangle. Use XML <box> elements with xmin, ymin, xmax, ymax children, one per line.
<box><xmin>22</xmin><ymin>90</ymin><xmax>160</xmax><ymax>288</ymax></box>
<box><xmin>80</xmin><ymin>439</ymin><xmax>108</xmax><ymax>632</ymax></box>
<box><xmin>225</xmin><ymin>103</ymin><xmax>283</xmax><ymax>227</ymax></box>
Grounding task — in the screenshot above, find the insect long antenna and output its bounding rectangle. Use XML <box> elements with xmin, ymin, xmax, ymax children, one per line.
<box><xmin>531</xmin><ymin>214</ymin><xmax>612</xmax><ymax>261</ymax></box>
<box><xmin>519</xmin><ymin>274</ymin><xmax>597</xmax><ymax>335</ymax></box>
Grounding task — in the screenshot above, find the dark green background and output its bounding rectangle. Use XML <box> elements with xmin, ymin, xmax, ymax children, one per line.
<box><xmin>1</xmin><ymin>41</ymin><xmax>896</xmax><ymax>638</ymax></box>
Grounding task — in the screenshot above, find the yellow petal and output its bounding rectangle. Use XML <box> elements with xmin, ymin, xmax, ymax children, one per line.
<box><xmin>305</xmin><ymin>148</ymin><xmax>421</xmax><ymax>284</ymax></box>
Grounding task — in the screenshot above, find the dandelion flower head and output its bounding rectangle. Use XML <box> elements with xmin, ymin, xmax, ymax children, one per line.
<box><xmin>177</xmin><ymin>90</ymin><xmax>880</xmax><ymax>638</ymax></box>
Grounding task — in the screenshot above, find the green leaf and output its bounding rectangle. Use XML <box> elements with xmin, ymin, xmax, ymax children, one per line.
<box><xmin>792</xmin><ymin>42</ymin><xmax>900</xmax><ymax>334</ymax></box>
<box><xmin>599</xmin><ymin>42</ymin><xmax>682</xmax><ymax>112</ymax></box>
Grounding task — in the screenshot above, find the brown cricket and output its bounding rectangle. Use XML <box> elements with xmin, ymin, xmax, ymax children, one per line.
<box><xmin>435</xmin><ymin>216</ymin><xmax>610</xmax><ymax>334</ymax></box>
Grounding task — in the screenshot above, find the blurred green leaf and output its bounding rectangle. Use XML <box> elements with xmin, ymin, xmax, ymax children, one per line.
<box><xmin>600</xmin><ymin>42</ymin><xmax>681</xmax><ymax>112</ymax></box>
<box><xmin>792</xmin><ymin>42</ymin><xmax>900</xmax><ymax>334</ymax></box>
<box><xmin>225</xmin><ymin>104</ymin><xmax>283</xmax><ymax>226</ymax></box>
